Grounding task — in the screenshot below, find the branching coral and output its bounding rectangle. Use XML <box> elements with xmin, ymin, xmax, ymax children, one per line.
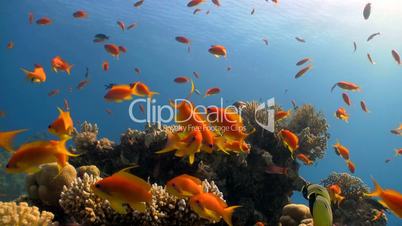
<box><xmin>0</xmin><ymin>202</ymin><xmax>55</xmax><ymax>226</ymax></box>
<box><xmin>26</xmin><ymin>163</ymin><xmax>77</xmax><ymax>207</ymax></box>
<box><xmin>321</xmin><ymin>172</ymin><xmax>387</xmax><ymax>226</ymax></box>
<box><xmin>59</xmin><ymin>173</ymin><xmax>217</xmax><ymax>226</ymax></box>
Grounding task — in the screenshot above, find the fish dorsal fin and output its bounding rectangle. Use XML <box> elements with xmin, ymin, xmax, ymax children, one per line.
<box><xmin>57</xmin><ymin>107</ymin><xmax>70</xmax><ymax>130</ymax></box>
<box><xmin>115</xmin><ymin>169</ymin><xmax>151</xmax><ymax>190</ymax></box>
<box><xmin>182</xmin><ymin>174</ymin><xmax>202</xmax><ymax>185</ymax></box>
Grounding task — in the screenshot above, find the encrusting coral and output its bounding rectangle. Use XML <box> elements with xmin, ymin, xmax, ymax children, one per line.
<box><xmin>59</xmin><ymin>173</ymin><xmax>220</xmax><ymax>225</ymax></box>
<box><xmin>26</xmin><ymin>163</ymin><xmax>77</xmax><ymax>207</ymax></box>
<box><xmin>321</xmin><ymin>172</ymin><xmax>387</xmax><ymax>225</ymax></box>
<box><xmin>0</xmin><ymin>201</ymin><xmax>55</xmax><ymax>226</ymax></box>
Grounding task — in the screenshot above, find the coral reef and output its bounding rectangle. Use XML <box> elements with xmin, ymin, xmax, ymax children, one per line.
<box><xmin>77</xmin><ymin>165</ymin><xmax>100</xmax><ymax>178</ymax></box>
<box><xmin>59</xmin><ymin>173</ymin><xmax>216</xmax><ymax>225</ymax></box>
<box><xmin>279</xmin><ymin>204</ymin><xmax>313</xmax><ymax>226</ymax></box>
<box><xmin>26</xmin><ymin>163</ymin><xmax>77</xmax><ymax>207</ymax></box>
<box><xmin>0</xmin><ymin>201</ymin><xmax>55</xmax><ymax>226</ymax></box>
<box><xmin>321</xmin><ymin>172</ymin><xmax>387</xmax><ymax>225</ymax></box>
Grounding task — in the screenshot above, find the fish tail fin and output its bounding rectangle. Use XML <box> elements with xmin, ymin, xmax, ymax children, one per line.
<box><xmin>0</xmin><ymin>129</ymin><xmax>27</xmax><ymax>152</ymax></box>
<box><xmin>185</xmin><ymin>80</ymin><xmax>195</xmax><ymax>100</ymax></box>
<box><xmin>58</xmin><ymin>136</ymin><xmax>80</xmax><ymax>157</ymax></box>
<box><xmin>188</xmin><ymin>154</ymin><xmax>195</xmax><ymax>165</ymax></box>
<box><xmin>66</xmin><ymin>64</ymin><xmax>73</xmax><ymax>75</ymax></box>
<box><xmin>366</xmin><ymin>177</ymin><xmax>383</xmax><ymax>197</ymax></box>
<box><xmin>331</xmin><ymin>83</ymin><xmax>337</xmax><ymax>92</ymax></box>
<box><xmin>52</xmin><ymin>67</ymin><xmax>58</xmax><ymax>73</ymax></box>
<box><xmin>246</xmin><ymin>127</ymin><xmax>256</xmax><ymax>136</ymax></box>
<box><xmin>215</xmin><ymin>136</ymin><xmax>230</xmax><ymax>154</ymax></box>
<box><xmin>223</xmin><ymin>205</ymin><xmax>241</xmax><ymax>226</ymax></box>
<box><xmin>148</xmin><ymin>91</ymin><xmax>160</xmax><ymax>100</ymax></box>
<box><xmin>20</xmin><ymin>68</ymin><xmax>30</xmax><ymax>76</ymax></box>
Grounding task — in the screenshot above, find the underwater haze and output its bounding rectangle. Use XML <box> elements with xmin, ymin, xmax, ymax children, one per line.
<box><xmin>0</xmin><ymin>0</ymin><xmax>402</xmax><ymax>225</ymax></box>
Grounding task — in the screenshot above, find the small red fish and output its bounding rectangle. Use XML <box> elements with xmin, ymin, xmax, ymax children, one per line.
<box><xmin>295</xmin><ymin>65</ymin><xmax>313</xmax><ymax>78</ymax></box>
<box><xmin>296</xmin><ymin>57</ymin><xmax>311</xmax><ymax>66</ymax></box>
<box><xmin>204</xmin><ymin>87</ymin><xmax>221</xmax><ymax>97</ymax></box>
<box><xmin>295</xmin><ymin>37</ymin><xmax>305</xmax><ymax>43</ymax></box>
<box><xmin>193</xmin><ymin>8</ymin><xmax>202</xmax><ymax>15</ymax></box>
<box><xmin>212</xmin><ymin>0</ymin><xmax>220</xmax><ymax>7</ymax></box>
<box><xmin>331</xmin><ymin>81</ymin><xmax>361</xmax><ymax>92</ymax></box>
<box><xmin>346</xmin><ymin>160</ymin><xmax>355</xmax><ymax>174</ymax></box>
<box><xmin>102</xmin><ymin>61</ymin><xmax>109</xmax><ymax>71</ymax></box>
<box><xmin>77</xmin><ymin>79</ymin><xmax>90</xmax><ymax>90</ymax></box>
<box><xmin>28</xmin><ymin>12</ymin><xmax>33</xmax><ymax>24</ymax></box>
<box><xmin>262</xmin><ymin>38</ymin><xmax>268</xmax><ymax>46</ymax></box>
<box><xmin>266</xmin><ymin>164</ymin><xmax>288</xmax><ymax>175</ymax></box>
<box><xmin>391</xmin><ymin>49</ymin><xmax>401</xmax><ymax>65</ymax></box>
<box><xmin>367</xmin><ymin>53</ymin><xmax>376</xmax><ymax>65</ymax></box>
<box><xmin>176</xmin><ymin>36</ymin><xmax>190</xmax><ymax>44</ymax></box>
<box><xmin>209</xmin><ymin>45</ymin><xmax>227</xmax><ymax>58</ymax></box>
<box><xmin>127</xmin><ymin>23</ymin><xmax>137</xmax><ymax>30</ymax></box>
<box><xmin>73</xmin><ymin>10</ymin><xmax>88</xmax><ymax>18</ymax></box>
<box><xmin>135</xmin><ymin>67</ymin><xmax>141</xmax><ymax>75</ymax></box>
<box><xmin>342</xmin><ymin>93</ymin><xmax>351</xmax><ymax>106</ymax></box>
<box><xmin>139</xmin><ymin>104</ymin><xmax>145</xmax><ymax>113</ymax></box>
<box><xmin>187</xmin><ymin>0</ymin><xmax>204</xmax><ymax>7</ymax></box>
<box><xmin>360</xmin><ymin>100</ymin><xmax>369</xmax><ymax>113</ymax></box>
<box><xmin>117</xmin><ymin>21</ymin><xmax>125</xmax><ymax>31</ymax></box>
<box><xmin>395</xmin><ymin>148</ymin><xmax>402</xmax><ymax>156</ymax></box>
<box><xmin>193</xmin><ymin>71</ymin><xmax>200</xmax><ymax>79</ymax></box>
<box><xmin>48</xmin><ymin>89</ymin><xmax>60</xmax><ymax>97</ymax></box>
<box><xmin>174</xmin><ymin>76</ymin><xmax>191</xmax><ymax>83</ymax></box>
<box><xmin>36</xmin><ymin>17</ymin><xmax>52</xmax><ymax>25</ymax></box>
<box><xmin>251</xmin><ymin>8</ymin><xmax>255</xmax><ymax>15</ymax></box>
<box><xmin>104</xmin><ymin>44</ymin><xmax>120</xmax><ymax>58</ymax></box>
<box><xmin>105</xmin><ymin>109</ymin><xmax>112</xmax><ymax>115</ymax></box>
<box><xmin>7</xmin><ymin>41</ymin><xmax>14</xmax><ymax>49</ymax></box>
<box><xmin>134</xmin><ymin>0</ymin><xmax>144</xmax><ymax>8</ymax></box>
<box><xmin>118</xmin><ymin>46</ymin><xmax>127</xmax><ymax>53</ymax></box>
<box><xmin>385</xmin><ymin>158</ymin><xmax>392</xmax><ymax>163</ymax></box>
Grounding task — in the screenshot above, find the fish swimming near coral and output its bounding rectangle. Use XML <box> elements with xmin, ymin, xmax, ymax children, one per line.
<box><xmin>166</xmin><ymin>174</ymin><xmax>203</xmax><ymax>198</ymax></box>
<box><xmin>302</xmin><ymin>184</ymin><xmax>333</xmax><ymax>226</ymax></box>
<box><xmin>366</xmin><ymin>177</ymin><xmax>402</xmax><ymax>218</ymax></box>
<box><xmin>296</xmin><ymin>153</ymin><xmax>313</xmax><ymax>165</ymax></box>
<box><xmin>48</xmin><ymin>108</ymin><xmax>74</xmax><ymax>139</ymax></box>
<box><xmin>189</xmin><ymin>192</ymin><xmax>240</xmax><ymax>226</ymax></box>
<box><xmin>335</xmin><ymin>107</ymin><xmax>349</xmax><ymax>123</ymax></box>
<box><xmin>5</xmin><ymin>137</ymin><xmax>76</xmax><ymax>174</ymax></box>
<box><xmin>91</xmin><ymin>167</ymin><xmax>152</xmax><ymax>214</ymax></box>
<box><xmin>21</xmin><ymin>64</ymin><xmax>47</xmax><ymax>83</ymax></box>
<box><xmin>0</xmin><ymin>129</ymin><xmax>27</xmax><ymax>152</ymax></box>
<box><xmin>326</xmin><ymin>184</ymin><xmax>345</xmax><ymax>207</ymax></box>
<box><xmin>278</xmin><ymin>129</ymin><xmax>299</xmax><ymax>157</ymax></box>
<box><xmin>333</xmin><ymin>141</ymin><xmax>350</xmax><ymax>160</ymax></box>
<box><xmin>331</xmin><ymin>81</ymin><xmax>361</xmax><ymax>92</ymax></box>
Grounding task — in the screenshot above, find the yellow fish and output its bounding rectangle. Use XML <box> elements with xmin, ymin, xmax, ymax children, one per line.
<box><xmin>48</xmin><ymin>108</ymin><xmax>74</xmax><ymax>139</ymax></box>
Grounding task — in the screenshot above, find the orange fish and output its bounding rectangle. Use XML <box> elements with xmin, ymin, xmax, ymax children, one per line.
<box><xmin>278</xmin><ymin>129</ymin><xmax>299</xmax><ymax>156</ymax></box>
<box><xmin>360</xmin><ymin>100</ymin><xmax>370</xmax><ymax>113</ymax></box>
<box><xmin>102</xmin><ymin>61</ymin><xmax>109</xmax><ymax>71</ymax></box>
<box><xmin>7</xmin><ymin>41</ymin><xmax>14</xmax><ymax>49</ymax></box>
<box><xmin>265</xmin><ymin>163</ymin><xmax>288</xmax><ymax>175</ymax></box>
<box><xmin>222</xmin><ymin>141</ymin><xmax>250</xmax><ymax>154</ymax></box>
<box><xmin>5</xmin><ymin>137</ymin><xmax>77</xmax><ymax>174</ymax></box>
<box><xmin>255</xmin><ymin>222</ymin><xmax>265</xmax><ymax>226</ymax></box>
<box><xmin>21</xmin><ymin>64</ymin><xmax>47</xmax><ymax>83</ymax></box>
<box><xmin>36</xmin><ymin>17</ymin><xmax>52</xmax><ymax>25</ymax></box>
<box><xmin>134</xmin><ymin>0</ymin><xmax>144</xmax><ymax>8</ymax></box>
<box><xmin>187</xmin><ymin>0</ymin><xmax>204</xmax><ymax>7</ymax></box>
<box><xmin>296</xmin><ymin>154</ymin><xmax>313</xmax><ymax>165</ymax></box>
<box><xmin>134</xmin><ymin>67</ymin><xmax>141</xmax><ymax>75</ymax></box>
<box><xmin>91</xmin><ymin>167</ymin><xmax>152</xmax><ymax>213</ymax></box>
<box><xmin>175</xmin><ymin>36</ymin><xmax>191</xmax><ymax>52</ymax></box>
<box><xmin>28</xmin><ymin>12</ymin><xmax>34</xmax><ymax>24</ymax></box>
<box><xmin>52</xmin><ymin>56</ymin><xmax>73</xmax><ymax>75</ymax></box>
<box><xmin>127</xmin><ymin>23</ymin><xmax>137</xmax><ymax>30</ymax></box>
<box><xmin>174</xmin><ymin>76</ymin><xmax>191</xmax><ymax>83</ymax></box>
<box><xmin>77</xmin><ymin>79</ymin><xmax>90</xmax><ymax>90</ymax></box>
<box><xmin>104</xmin><ymin>84</ymin><xmax>137</xmax><ymax>103</ymax></box>
<box><xmin>166</xmin><ymin>174</ymin><xmax>203</xmax><ymax>198</ymax></box>
<box><xmin>275</xmin><ymin>110</ymin><xmax>291</xmax><ymax>121</ymax></box>
<box><xmin>331</xmin><ymin>81</ymin><xmax>361</xmax><ymax>92</ymax></box>
<box><xmin>0</xmin><ymin>129</ymin><xmax>27</xmax><ymax>152</ymax></box>
<box><xmin>335</xmin><ymin>107</ymin><xmax>349</xmax><ymax>122</ymax></box>
<box><xmin>205</xmin><ymin>87</ymin><xmax>221</xmax><ymax>97</ymax></box>
<box><xmin>342</xmin><ymin>93</ymin><xmax>351</xmax><ymax>106</ymax></box>
<box><xmin>333</xmin><ymin>141</ymin><xmax>350</xmax><ymax>160</ymax></box>
<box><xmin>73</xmin><ymin>10</ymin><xmax>88</xmax><ymax>18</ymax></box>
<box><xmin>346</xmin><ymin>160</ymin><xmax>355</xmax><ymax>174</ymax></box>
<box><xmin>189</xmin><ymin>192</ymin><xmax>240</xmax><ymax>226</ymax></box>
<box><xmin>104</xmin><ymin>44</ymin><xmax>120</xmax><ymax>58</ymax></box>
<box><xmin>295</xmin><ymin>65</ymin><xmax>313</xmax><ymax>78</ymax></box>
<box><xmin>366</xmin><ymin>177</ymin><xmax>402</xmax><ymax>218</ymax></box>
<box><xmin>132</xmin><ymin>82</ymin><xmax>159</xmax><ymax>100</ymax></box>
<box><xmin>327</xmin><ymin>184</ymin><xmax>345</xmax><ymax>206</ymax></box>
<box><xmin>209</xmin><ymin>45</ymin><xmax>227</xmax><ymax>58</ymax></box>
<box><xmin>372</xmin><ymin>210</ymin><xmax>385</xmax><ymax>222</ymax></box>
<box><xmin>48</xmin><ymin>108</ymin><xmax>74</xmax><ymax>139</ymax></box>
<box><xmin>395</xmin><ymin>148</ymin><xmax>402</xmax><ymax>156</ymax></box>
<box><xmin>117</xmin><ymin>21</ymin><xmax>125</xmax><ymax>31</ymax></box>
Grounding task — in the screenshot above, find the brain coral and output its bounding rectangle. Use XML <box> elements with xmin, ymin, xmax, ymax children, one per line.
<box><xmin>26</xmin><ymin>163</ymin><xmax>77</xmax><ymax>207</ymax></box>
<box><xmin>0</xmin><ymin>201</ymin><xmax>55</xmax><ymax>226</ymax></box>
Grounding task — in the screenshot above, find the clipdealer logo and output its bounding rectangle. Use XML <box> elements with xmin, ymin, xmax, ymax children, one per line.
<box><xmin>128</xmin><ymin>98</ymin><xmax>275</xmax><ymax>132</ymax></box>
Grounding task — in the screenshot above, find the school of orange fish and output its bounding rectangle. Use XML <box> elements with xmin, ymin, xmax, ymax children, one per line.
<box><xmin>1</xmin><ymin>1</ymin><xmax>402</xmax><ymax>225</ymax></box>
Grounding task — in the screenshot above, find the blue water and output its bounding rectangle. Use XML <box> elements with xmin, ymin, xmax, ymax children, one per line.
<box><xmin>1</xmin><ymin>0</ymin><xmax>401</xmax><ymax>224</ymax></box>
